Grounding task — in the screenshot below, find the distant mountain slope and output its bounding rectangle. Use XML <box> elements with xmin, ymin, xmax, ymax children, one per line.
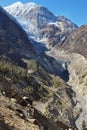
<box><xmin>61</xmin><ymin>25</ymin><xmax>87</xmax><ymax>57</ymax></box>
<box><xmin>5</xmin><ymin>2</ymin><xmax>78</xmax><ymax>48</ymax></box>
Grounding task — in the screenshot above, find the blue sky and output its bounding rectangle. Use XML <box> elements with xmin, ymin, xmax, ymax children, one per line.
<box><xmin>0</xmin><ymin>0</ymin><xmax>87</xmax><ymax>26</ymax></box>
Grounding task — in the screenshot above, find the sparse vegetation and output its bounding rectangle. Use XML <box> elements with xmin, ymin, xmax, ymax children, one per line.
<box><xmin>53</xmin><ymin>79</ymin><xmax>61</xmax><ymax>88</ymax></box>
<box><xmin>0</xmin><ymin>61</ymin><xmax>31</xmax><ymax>83</ymax></box>
<box><xmin>22</xmin><ymin>86</ymin><xmax>34</xmax><ymax>94</ymax></box>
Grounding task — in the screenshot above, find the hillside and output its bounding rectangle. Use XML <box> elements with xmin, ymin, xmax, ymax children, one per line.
<box><xmin>60</xmin><ymin>25</ymin><xmax>87</xmax><ymax>58</ymax></box>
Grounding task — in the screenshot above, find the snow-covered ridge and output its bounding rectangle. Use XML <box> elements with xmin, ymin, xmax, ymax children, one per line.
<box><xmin>7</xmin><ymin>1</ymin><xmax>23</xmax><ymax>7</ymax></box>
<box><xmin>5</xmin><ymin>1</ymin><xmax>56</xmax><ymax>24</ymax></box>
<box><xmin>5</xmin><ymin>1</ymin><xmax>39</xmax><ymax>16</ymax></box>
<box><xmin>5</xmin><ymin>1</ymin><xmax>37</xmax><ymax>8</ymax></box>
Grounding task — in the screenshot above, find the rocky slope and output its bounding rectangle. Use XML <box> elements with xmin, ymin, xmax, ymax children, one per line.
<box><xmin>0</xmin><ymin>93</ymin><xmax>40</xmax><ymax>130</ymax></box>
<box><xmin>0</xmin><ymin>74</ymin><xmax>81</xmax><ymax>130</ymax></box>
<box><xmin>60</xmin><ymin>25</ymin><xmax>87</xmax><ymax>58</ymax></box>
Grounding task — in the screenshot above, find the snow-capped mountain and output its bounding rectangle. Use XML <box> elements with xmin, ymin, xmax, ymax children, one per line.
<box><xmin>5</xmin><ymin>2</ymin><xmax>56</xmax><ymax>28</ymax></box>
<box><xmin>5</xmin><ymin>2</ymin><xmax>78</xmax><ymax>48</ymax></box>
<box><xmin>5</xmin><ymin>2</ymin><xmax>56</xmax><ymax>40</ymax></box>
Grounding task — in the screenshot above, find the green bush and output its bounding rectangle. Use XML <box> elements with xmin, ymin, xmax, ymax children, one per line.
<box><xmin>53</xmin><ymin>79</ymin><xmax>61</xmax><ymax>88</ymax></box>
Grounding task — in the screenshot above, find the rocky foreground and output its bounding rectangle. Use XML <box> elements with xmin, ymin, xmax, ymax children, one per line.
<box><xmin>0</xmin><ymin>74</ymin><xmax>81</xmax><ymax>130</ymax></box>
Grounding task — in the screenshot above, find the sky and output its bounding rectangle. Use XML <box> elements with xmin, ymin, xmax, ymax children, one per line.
<box><xmin>0</xmin><ymin>0</ymin><xmax>87</xmax><ymax>26</ymax></box>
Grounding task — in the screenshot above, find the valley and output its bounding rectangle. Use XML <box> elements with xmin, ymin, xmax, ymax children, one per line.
<box><xmin>0</xmin><ymin>1</ymin><xmax>87</xmax><ymax>130</ymax></box>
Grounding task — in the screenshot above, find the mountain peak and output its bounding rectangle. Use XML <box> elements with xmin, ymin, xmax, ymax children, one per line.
<box><xmin>5</xmin><ymin>1</ymin><xmax>23</xmax><ymax>8</ymax></box>
<box><xmin>6</xmin><ymin>1</ymin><xmax>38</xmax><ymax>8</ymax></box>
<box><xmin>12</xmin><ymin>1</ymin><xmax>23</xmax><ymax>5</ymax></box>
<box><xmin>5</xmin><ymin>2</ymin><xmax>56</xmax><ymax>28</ymax></box>
<box><xmin>14</xmin><ymin>1</ymin><xmax>23</xmax><ymax>5</ymax></box>
<box><xmin>25</xmin><ymin>2</ymin><xmax>37</xmax><ymax>6</ymax></box>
